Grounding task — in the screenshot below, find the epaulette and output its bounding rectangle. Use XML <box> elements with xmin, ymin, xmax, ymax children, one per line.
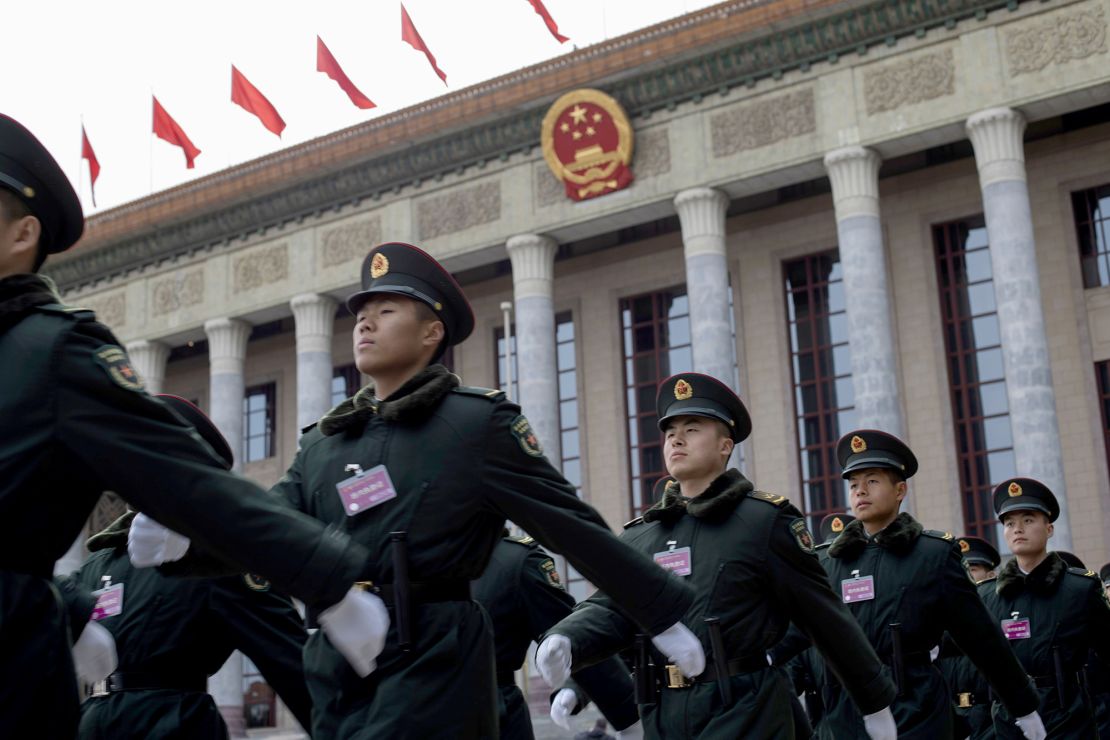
<box><xmin>1069</xmin><ymin>567</ymin><xmax>1099</xmax><ymax>579</ymax></box>
<box><xmin>36</xmin><ymin>303</ymin><xmax>95</xmax><ymax>321</ymax></box>
<box><xmin>300</xmin><ymin>422</ymin><xmax>318</xmax><ymax>435</ymax></box>
<box><xmin>506</xmin><ymin>534</ymin><xmax>537</xmax><ymax>548</ymax></box>
<box><xmin>748</xmin><ymin>491</ymin><xmax>790</xmax><ymax>507</ymax></box>
<box><xmin>452</xmin><ymin>386</ymin><xmax>506</xmax><ymax>401</ymax></box>
<box><xmin>624</xmin><ymin>516</ymin><xmax>645</xmax><ymax>529</ymax></box>
<box><xmin>922</xmin><ymin>529</ymin><xmax>955</xmax><ymax>541</ymax></box>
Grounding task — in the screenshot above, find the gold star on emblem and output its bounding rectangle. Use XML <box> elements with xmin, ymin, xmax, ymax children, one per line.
<box><xmin>569</xmin><ymin>105</ymin><xmax>587</xmax><ymax>124</ymax></box>
<box><xmin>559</xmin><ymin>122</ymin><xmax>569</xmax><ymax>133</ymax></box>
<box><xmin>571</xmin><ymin>131</ymin><xmax>582</xmax><ymax>140</ymax></box>
<box><xmin>585</xmin><ymin>126</ymin><xmax>595</xmax><ymax>136</ymax></box>
<box><xmin>592</xmin><ymin>112</ymin><xmax>603</xmax><ymax>123</ymax></box>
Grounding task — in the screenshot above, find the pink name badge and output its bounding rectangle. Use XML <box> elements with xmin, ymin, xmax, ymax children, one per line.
<box><xmin>335</xmin><ymin>465</ymin><xmax>398</xmax><ymax>516</ymax></box>
<box><xmin>91</xmin><ymin>583</ymin><xmax>124</xmax><ymax>621</ymax></box>
<box><xmin>1001</xmin><ymin>618</ymin><xmax>1031</xmax><ymax>640</ymax></box>
<box><xmin>653</xmin><ymin>547</ymin><xmax>692</xmax><ymax>577</ymax></box>
<box><xmin>841</xmin><ymin>575</ymin><xmax>876</xmax><ymax>603</ymax></box>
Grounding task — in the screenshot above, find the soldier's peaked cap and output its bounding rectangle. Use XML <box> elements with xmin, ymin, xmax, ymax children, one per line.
<box><xmin>837</xmin><ymin>429</ymin><xmax>918</xmax><ymax>479</ymax></box>
<box><xmin>345</xmin><ymin>242</ymin><xmax>475</xmax><ymax>348</ymax></box>
<box><xmin>992</xmin><ymin>477</ymin><xmax>1060</xmax><ymax>522</ymax></box>
<box><xmin>656</xmin><ymin>373</ymin><xmax>751</xmax><ymax>443</ymax></box>
<box><xmin>157</xmin><ymin>394</ymin><xmax>234</xmax><ymax>471</ymax></box>
<box><xmin>0</xmin><ymin>113</ymin><xmax>83</xmax><ymax>254</ymax></box>
<box><xmin>956</xmin><ymin>535</ymin><xmax>1001</xmax><ymax>569</ymax></box>
<box><xmin>1099</xmin><ymin>562</ymin><xmax>1110</xmax><ymax>586</ymax></box>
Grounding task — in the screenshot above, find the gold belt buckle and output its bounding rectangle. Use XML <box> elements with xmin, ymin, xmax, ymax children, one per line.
<box><xmin>666</xmin><ymin>664</ymin><xmax>692</xmax><ymax>689</ymax></box>
<box><xmin>957</xmin><ymin>692</ymin><xmax>972</xmax><ymax>708</ymax></box>
<box><xmin>353</xmin><ymin>580</ymin><xmax>376</xmax><ymax>592</ymax></box>
<box><xmin>90</xmin><ymin>679</ymin><xmax>109</xmax><ymax>698</ymax></box>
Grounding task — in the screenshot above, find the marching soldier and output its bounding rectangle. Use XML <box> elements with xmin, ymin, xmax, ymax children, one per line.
<box><xmin>471</xmin><ymin>532</ymin><xmax>640</xmax><ymax>739</ymax></box>
<box><xmin>812</xmin><ymin>430</ymin><xmax>1045</xmax><ymax>739</ymax></box>
<box><xmin>535</xmin><ymin>373</ymin><xmax>899</xmax><ymax>739</ymax></box>
<box><xmin>131</xmin><ymin>242</ymin><xmax>699</xmax><ymax>739</ymax></box>
<box><xmin>73</xmin><ymin>396</ymin><xmax>313</xmax><ymax>739</ymax></box>
<box><xmin>0</xmin><ymin>113</ymin><xmax>383</xmax><ymax>738</ymax></box>
<box><xmin>977</xmin><ymin>478</ymin><xmax>1110</xmax><ymax>738</ymax></box>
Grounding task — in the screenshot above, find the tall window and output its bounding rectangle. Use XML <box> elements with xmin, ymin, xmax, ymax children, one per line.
<box><xmin>934</xmin><ymin>216</ymin><xmax>1014</xmax><ymax>545</ymax></box>
<box><xmin>1095</xmin><ymin>361</ymin><xmax>1110</xmax><ymax>481</ymax></box>
<box><xmin>620</xmin><ymin>288</ymin><xmax>692</xmax><ymax>517</ymax></box>
<box><xmin>332</xmin><ymin>364</ymin><xmax>362</xmax><ymax>406</ymax></box>
<box><xmin>783</xmin><ymin>252</ymin><xmax>856</xmax><ymax>533</ymax></box>
<box><xmin>243</xmin><ymin>382</ymin><xmax>276</xmax><ymax>463</ymax></box>
<box><xmin>1073</xmin><ymin>183</ymin><xmax>1110</xmax><ymax>289</ymax></box>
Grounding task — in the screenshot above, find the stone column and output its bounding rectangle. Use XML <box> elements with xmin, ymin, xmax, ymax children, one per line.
<box><xmin>125</xmin><ymin>340</ymin><xmax>170</xmax><ymax>395</ymax></box>
<box><xmin>291</xmin><ymin>293</ymin><xmax>338</xmax><ymax>431</ymax></box>
<box><xmin>506</xmin><ymin>234</ymin><xmax>562</xmax><ymax>468</ymax></box>
<box><xmin>824</xmin><ymin>146</ymin><xmax>905</xmax><ymax>439</ymax></box>
<box><xmin>966</xmin><ymin>107</ymin><xmax>1072</xmax><ymax>549</ymax></box>
<box><xmin>673</xmin><ymin>188</ymin><xmax>735</xmax><ymax>385</ymax></box>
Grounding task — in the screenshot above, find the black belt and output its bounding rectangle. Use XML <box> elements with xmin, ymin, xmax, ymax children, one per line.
<box><xmin>352</xmin><ymin>579</ymin><xmax>471</xmax><ymax>607</ymax></box>
<box><xmin>662</xmin><ymin>654</ymin><xmax>770</xmax><ymax>689</ymax></box>
<box><xmin>89</xmin><ymin>671</ymin><xmax>206</xmax><ymax>696</ymax></box>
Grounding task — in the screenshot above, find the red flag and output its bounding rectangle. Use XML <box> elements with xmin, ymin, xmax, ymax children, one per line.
<box><xmin>231</xmin><ymin>65</ymin><xmax>286</xmax><ymax>137</ymax></box>
<box><xmin>526</xmin><ymin>0</ymin><xmax>569</xmax><ymax>43</ymax></box>
<box><xmin>401</xmin><ymin>4</ymin><xmax>447</xmax><ymax>85</ymax></box>
<box><xmin>152</xmin><ymin>96</ymin><xmax>201</xmax><ymax>169</ymax></box>
<box><xmin>317</xmin><ymin>36</ymin><xmax>376</xmax><ymax>110</ymax></box>
<box><xmin>80</xmin><ymin>125</ymin><xmax>100</xmax><ymax>207</ymax></box>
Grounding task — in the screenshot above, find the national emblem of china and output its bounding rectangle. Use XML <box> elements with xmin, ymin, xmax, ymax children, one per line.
<box><xmin>541</xmin><ymin>89</ymin><xmax>634</xmax><ymax>202</ymax></box>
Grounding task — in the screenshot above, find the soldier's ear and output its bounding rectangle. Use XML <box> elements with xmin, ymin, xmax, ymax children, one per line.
<box><xmin>421</xmin><ymin>318</ymin><xmax>445</xmax><ymax>347</ymax></box>
<box><xmin>1045</xmin><ymin>521</ymin><xmax>1054</xmax><ymax>539</ymax></box>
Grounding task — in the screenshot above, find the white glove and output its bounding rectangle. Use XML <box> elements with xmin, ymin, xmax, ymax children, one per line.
<box><xmin>535</xmin><ymin>634</ymin><xmax>573</xmax><ymax>689</ymax></box>
<box><xmin>549</xmin><ymin>687</ymin><xmax>577</xmax><ymax>731</ymax></box>
<box><xmin>1015</xmin><ymin>711</ymin><xmax>1046</xmax><ymax>740</ymax></box>
<box><xmin>650</xmin><ymin>622</ymin><xmax>705</xmax><ymax>678</ymax></box>
<box><xmin>862</xmin><ymin>706</ymin><xmax>897</xmax><ymax>740</ymax></box>
<box><xmin>127</xmin><ymin>513</ymin><xmax>190</xmax><ymax>567</ymax></box>
<box><xmin>617</xmin><ymin>720</ymin><xmax>644</xmax><ymax>739</ymax></box>
<box><xmin>72</xmin><ymin>620</ymin><xmax>118</xmax><ymax>684</ymax></box>
<box><xmin>318</xmin><ymin>588</ymin><xmax>390</xmax><ymax>677</ymax></box>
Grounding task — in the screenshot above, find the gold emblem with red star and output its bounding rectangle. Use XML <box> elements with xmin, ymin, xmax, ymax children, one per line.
<box><xmin>1008</xmin><ymin>481</ymin><xmax>1023</xmax><ymax>497</ymax></box>
<box><xmin>831</xmin><ymin>516</ymin><xmax>845</xmax><ymax>533</ymax></box>
<box><xmin>541</xmin><ymin>89</ymin><xmax>634</xmax><ymax>202</ymax></box>
<box><xmin>959</xmin><ymin>539</ymin><xmax>970</xmax><ymax>553</ymax></box>
<box><xmin>850</xmin><ymin>435</ymin><xmax>867</xmax><ymax>454</ymax></box>
<box><xmin>673</xmin><ymin>378</ymin><xmax>693</xmax><ymax>401</ymax></box>
<box><xmin>370</xmin><ymin>252</ymin><xmax>390</xmax><ymax>279</ymax></box>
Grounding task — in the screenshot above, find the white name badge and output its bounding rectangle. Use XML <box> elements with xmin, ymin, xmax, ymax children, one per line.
<box><xmin>653</xmin><ymin>547</ymin><xmax>692</xmax><ymax>577</ymax></box>
<box><xmin>91</xmin><ymin>583</ymin><xmax>124</xmax><ymax>620</ymax></box>
<box><xmin>841</xmin><ymin>575</ymin><xmax>876</xmax><ymax>603</ymax></box>
<box><xmin>335</xmin><ymin>465</ymin><xmax>398</xmax><ymax>516</ymax></box>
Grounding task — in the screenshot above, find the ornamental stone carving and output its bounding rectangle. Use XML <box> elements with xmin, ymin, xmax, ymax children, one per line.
<box><xmin>233</xmin><ymin>242</ymin><xmax>289</xmax><ymax>292</ymax></box>
<box><xmin>1005</xmin><ymin>5</ymin><xmax>1107</xmax><ymax>76</ymax></box>
<box><xmin>864</xmin><ymin>47</ymin><xmax>955</xmax><ymax>114</ymax></box>
<box><xmin>82</xmin><ymin>290</ymin><xmax>127</xmax><ymax>328</ymax></box>
<box><xmin>535</xmin><ymin>163</ymin><xmax>565</xmax><ymax>208</ymax></box>
<box><xmin>635</xmin><ymin>128</ymin><xmax>672</xmax><ymax>179</ymax></box>
<box><xmin>320</xmin><ymin>216</ymin><xmax>383</xmax><ymax>268</ymax></box>
<box><xmin>417</xmin><ymin>181</ymin><xmax>501</xmax><ymax>241</ymax></box>
<box><xmin>151</xmin><ymin>268</ymin><xmax>204</xmax><ymax>316</ymax></box>
<box><xmin>710</xmin><ymin>88</ymin><xmax>816</xmax><ymax>157</ymax></box>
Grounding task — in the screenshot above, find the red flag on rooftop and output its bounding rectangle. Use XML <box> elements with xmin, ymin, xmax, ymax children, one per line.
<box><xmin>526</xmin><ymin>0</ymin><xmax>569</xmax><ymax>43</ymax></box>
<box><xmin>152</xmin><ymin>96</ymin><xmax>201</xmax><ymax>169</ymax></box>
<box><xmin>80</xmin><ymin>124</ymin><xmax>100</xmax><ymax>207</ymax></box>
<box><xmin>401</xmin><ymin>4</ymin><xmax>447</xmax><ymax>85</ymax></box>
<box><xmin>317</xmin><ymin>36</ymin><xmax>376</xmax><ymax>110</ymax></box>
<box><xmin>231</xmin><ymin>65</ymin><xmax>286</xmax><ymax>137</ymax></box>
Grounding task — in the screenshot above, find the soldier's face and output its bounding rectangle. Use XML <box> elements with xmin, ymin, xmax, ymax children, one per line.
<box><xmin>1001</xmin><ymin>510</ymin><xmax>1052</xmax><ymax>556</ymax></box>
<box><xmin>663</xmin><ymin>415</ymin><xmax>733</xmax><ymax>482</ymax></box>
<box><xmin>352</xmin><ymin>295</ymin><xmax>444</xmax><ymax>376</ymax></box>
<box><xmin>848</xmin><ymin>468</ymin><xmax>906</xmax><ymax>525</ymax></box>
<box><xmin>967</xmin><ymin>563</ymin><xmax>994</xmax><ymax>582</ymax></box>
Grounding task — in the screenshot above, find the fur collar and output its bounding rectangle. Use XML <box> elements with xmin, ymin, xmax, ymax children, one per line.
<box><xmin>828</xmin><ymin>512</ymin><xmax>922</xmax><ymax>559</ymax></box>
<box><xmin>996</xmin><ymin>552</ymin><xmax>1067</xmax><ymax>599</ymax></box>
<box><xmin>318</xmin><ymin>364</ymin><xmax>459</xmax><ymax>436</ymax></box>
<box><xmin>86</xmin><ymin>510</ymin><xmax>136</xmax><ymax>552</ymax></box>
<box><xmin>0</xmin><ymin>273</ymin><xmax>60</xmax><ymax>333</ymax></box>
<box><xmin>642</xmin><ymin>469</ymin><xmax>754</xmax><ymax>525</ymax></box>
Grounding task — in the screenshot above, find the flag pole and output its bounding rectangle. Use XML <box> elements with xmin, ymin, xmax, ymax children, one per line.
<box><xmin>149</xmin><ymin>88</ymin><xmax>155</xmax><ymax>195</ymax></box>
<box><xmin>77</xmin><ymin>117</ymin><xmax>86</xmax><ymax>209</ymax></box>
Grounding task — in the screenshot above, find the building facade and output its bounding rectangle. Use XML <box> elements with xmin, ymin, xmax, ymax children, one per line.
<box><xmin>49</xmin><ymin>0</ymin><xmax>1110</xmax><ymax>733</ymax></box>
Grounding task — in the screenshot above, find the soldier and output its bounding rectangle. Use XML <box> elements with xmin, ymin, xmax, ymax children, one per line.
<box><xmin>471</xmin><ymin>532</ymin><xmax>640</xmax><ymax>739</ymax></box>
<box><xmin>0</xmin><ymin>113</ymin><xmax>384</xmax><ymax>738</ymax></box>
<box><xmin>819</xmin><ymin>513</ymin><xmax>855</xmax><ymax>548</ymax></box>
<box><xmin>535</xmin><ymin>373</ymin><xmax>899</xmax><ymax>739</ymax></box>
<box><xmin>72</xmin><ymin>395</ymin><xmax>314</xmax><ymax>739</ymax></box>
<box><xmin>812</xmin><ymin>430</ymin><xmax>1044</xmax><ymax>739</ymax></box>
<box><xmin>935</xmin><ymin>535</ymin><xmax>1002</xmax><ymax>740</ymax></box>
<box><xmin>131</xmin><ymin>241</ymin><xmax>700</xmax><ymax>739</ymax></box>
<box><xmin>977</xmin><ymin>478</ymin><xmax>1110</xmax><ymax>738</ymax></box>
<box><xmin>1097</xmin><ymin>563</ymin><xmax>1110</xmax><ymax>738</ymax></box>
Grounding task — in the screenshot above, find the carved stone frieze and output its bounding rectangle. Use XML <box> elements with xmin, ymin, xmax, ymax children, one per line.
<box><xmin>710</xmin><ymin>88</ymin><xmax>816</xmax><ymax>157</ymax></box>
<box><xmin>864</xmin><ymin>47</ymin><xmax>955</xmax><ymax>114</ymax></box>
<box><xmin>535</xmin><ymin>163</ymin><xmax>565</xmax><ymax>208</ymax></box>
<box><xmin>151</xmin><ymin>268</ymin><xmax>204</xmax><ymax>316</ymax></box>
<box><xmin>635</xmin><ymin>128</ymin><xmax>672</xmax><ymax>179</ymax></box>
<box><xmin>233</xmin><ymin>242</ymin><xmax>289</xmax><ymax>292</ymax></box>
<box><xmin>320</xmin><ymin>216</ymin><xmax>383</xmax><ymax>268</ymax></box>
<box><xmin>1005</xmin><ymin>5</ymin><xmax>1107</xmax><ymax>76</ymax></box>
<box><xmin>81</xmin><ymin>290</ymin><xmax>127</xmax><ymax>328</ymax></box>
<box><xmin>417</xmin><ymin>181</ymin><xmax>501</xmax><ymax>240</ymax></box>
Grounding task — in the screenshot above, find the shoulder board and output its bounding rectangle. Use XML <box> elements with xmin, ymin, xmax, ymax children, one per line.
<box><xmin>922</xmin><ymin>529</ymin><xmax>955</xmax><ymax>541</ymax></box>
<box><xmin>452</xmin><ymin>385</ymin><xmax>506</xmax><ymax>401</ymax></box>
<box><xmin>300</xmin><ymin>422</ymin><xmax>319</xmax><ymax>435</ymax></box>
<box><xmin>506</xmin><ymin>534</ymin><xmax>537</xmax><ymax>548</ymax></box>
<box><xmin>36</xmin><ymin>303</ymin><xmax>96</xmax><ymax>321</ymax></box>
<box><xmin>749</xmin><ymin>491</ymin><xmax>790</xmax><ymax>507</ymax></box>
<box><xmin>1068</xmin><ymin>567</ymin><xmax>1098</xmax><ymax>579</ymax></box>
<box><xmin>624</xmin><ymin>516</ymin><xmax>645</xmax><ymax>529</ymax></box>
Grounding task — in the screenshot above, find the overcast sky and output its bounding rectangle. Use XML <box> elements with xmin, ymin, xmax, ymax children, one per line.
<box><xmin>5</xmin><ymin>0</ymin><xmax>721</xmax><ymax>214</ymax></box>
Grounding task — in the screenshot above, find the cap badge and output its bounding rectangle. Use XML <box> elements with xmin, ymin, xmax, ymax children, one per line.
<box><xmin>831</xmin><ymin>516</ymin><xmax>844</xmax><ymax>533</ymax></box>
<box><xmin>959</xmin><ymin>539</ymin><xmax>970</xmax><ymax>553</ymax></box>
<box><xmin>22</xmin><ymin>185</ymin><xmax>35</xmax><ymax>198</ymax></box>
<box><xmin>850</xmin><ymin>435</ymin><xmax>867</xmax><ymax>453</ymax></box>
<box><xmin>370</xmin><ymin>252</ymin><xmax>390</xmax><ymax>279</ymax></box>
<box><xmin>673</xmin><ymin>379</ymin><xmax>693</xmax><ymax>401</ymax></box>
<box><xmin>1008</xmin><ymin>481</ymin><xmax>1022</xmax><ymax>497</ymax></box>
